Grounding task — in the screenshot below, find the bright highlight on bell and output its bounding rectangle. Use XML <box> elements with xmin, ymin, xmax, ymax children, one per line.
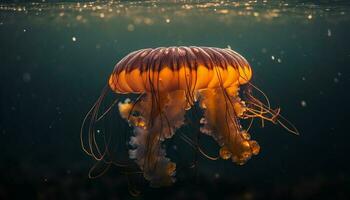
<box><xmin>81</xmin><ymin>46</ymin><xmax>299</xmax><ymax>188</ymax></box>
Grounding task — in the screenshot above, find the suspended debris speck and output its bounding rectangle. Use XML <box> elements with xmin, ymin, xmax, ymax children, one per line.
<box><xmin>127</xmin><ymin>24</ymin><xmax>135</xmax><ymax>31</ymax></box>
<box><xmin>301</xmin><ymin>100</ymin><xmax>307</xmax><ymax>107</ymax></box>
<box><xmin>22</xmin><ymin>73</ymin><xmax>31</xmax><ymax>83</ymax></box>
<box><xmin>327</xmin><ymin>29</ymin><xmax>332</xmax><ymax>37</ymax></box>
<box><xmin>333</xmin><ymin>77</ymin><xmax>339</xmax><ymax>83</ymax></box>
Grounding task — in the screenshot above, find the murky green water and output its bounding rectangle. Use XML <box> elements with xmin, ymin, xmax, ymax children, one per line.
<box><xmin>1</xmin><ymin>1</ymin><xmax>349</xmax><ymax>199</ymax></box>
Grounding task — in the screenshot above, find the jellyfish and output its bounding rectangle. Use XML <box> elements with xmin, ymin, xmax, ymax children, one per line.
<box><xmin>81</xmin><ymin>46</ymin><xmax>298</xmax><ymax>188</ymax></box>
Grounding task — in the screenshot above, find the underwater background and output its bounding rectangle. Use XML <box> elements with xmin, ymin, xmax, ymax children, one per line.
<box><xmin>1</xmin><ymin>0</ymin><xmax>349</xmax><ymax>199</ymax></box>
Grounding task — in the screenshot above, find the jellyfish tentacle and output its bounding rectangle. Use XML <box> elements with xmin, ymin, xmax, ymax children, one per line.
<box><xmin>119</xmin><ymin>90</ymin><xmax>188</xmax><ymax>187</ymax></box>
<box><xmin>81</xmin><ymin>97</ymin><xmax>99</xmax><ymax>156</ymax></box>
<box><xmin>125</xmin><ymin>174</ymin><xmax>142</xmax><ymax>197</ymax></box>
<box><xmin>242</xmin><ymin>88</ymin><xmax>299</xmax><ymax>135</ymax></box>
<box><xmin>81</xmin><ymin>85</ymin><xmax>110</xmax><ymax>160</ymax></box>
<box><xmin>127</xmin><ymin>93</ymin><xmax>146</xmax><ymax>121</ymax></box>
<box><xmin>81</xmin><ymin>84</ymin><xmax>131</xmax><ymax>171</ymax></box>
<box><xmin>212</xmin><ymin>64</ymin><xmax>255</xmax><ymax>164</ymax></box>
<box><xmin>88</xmin><ymin>161</ymin><xmax>112</xmax><ymax>179</ymax></box>
<box><xmin>246</xmin><ymin>82</ymin><xmax>271</xmax><ymax>109</ymax></box>
<box><xmin>199</xmin><ymin>88</ymin><xmax>260</xmax><ymax>165</ymax></box>
<box><xmin>96</xmin><ymin>98</ymin><xmax>119</xmax><ymax>122</ymax></box>
<box><xmin>178</xmin><ymin>131</ymin><xmax>219</xmax><ymax>161</ymax></box>
<box><xmin>276</xmin><ymin>114</ymin><xmax>300</xmax><ymax>135</ymax></box>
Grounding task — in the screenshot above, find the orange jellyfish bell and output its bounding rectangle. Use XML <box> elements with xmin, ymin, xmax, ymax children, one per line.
<box><xmin>108</xmin><ymin>47</ymin><xmax>252</xmax><ymax>94</ymax></box>
<box><xmin>82</xmin><ymin>46</ymin><xmax>298</xmax><ymax>188</ymax></box>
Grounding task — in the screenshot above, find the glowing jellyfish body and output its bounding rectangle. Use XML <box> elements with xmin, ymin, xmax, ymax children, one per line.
<box><xmin>83</xmin><ymin>47</ymin><xmax>298</xmax><ymax>187</ymax></box>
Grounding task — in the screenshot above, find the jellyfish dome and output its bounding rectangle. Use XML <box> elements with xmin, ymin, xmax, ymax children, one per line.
<box><xmin>82</xmin><ymin>46</ymin><xmax>298</xmax><ymax>187</ymax></box>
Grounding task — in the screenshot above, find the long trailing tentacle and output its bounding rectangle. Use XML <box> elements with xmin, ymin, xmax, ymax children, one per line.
<box><xmin>243</xmin><ymin>82</ymin><xmax>300</xmax><ymax>135</ymax></box>
<box><xmin>80</xmin><ymin>84</ymin><xmax>130</xmax><ymax>173</ymax></box>
<box><xmin>96</xmin><ymin>98</ymin><xmax>120</xmax><ymax>122</ymax></box>
<box><xmin>178</xmin><ymin>131</ymin><xmax>219</xmax><ymax>161</ymax></box>
<box><xmin>88</xmin><ymin>161</ymin><xmax>112</xmax><ymax>179</ymax></box>
<box><xmin>80</xmin><ymin>85</ymin><xmax>109</xmax><ymax>158</ymax></box>
<box><xmin>246</xmin><ymin>81</ymin><xmax>271</xmax><ymax>109</ymax></box>
<box><xmin>276</xmin><ymin>114</ymin><xmax>300</xmax><ymax>135</ymax></box>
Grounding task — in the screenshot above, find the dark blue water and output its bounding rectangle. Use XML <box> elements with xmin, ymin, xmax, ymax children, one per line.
<box><xmin>1</xmin><ymin>1</ymin><xmax>349</xmax><ymax>199</ymax></box>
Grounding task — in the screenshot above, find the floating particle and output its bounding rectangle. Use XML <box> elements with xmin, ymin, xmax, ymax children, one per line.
<box><xmin>277</xmin><ymin>58</ymin><xmax>282</xmax><ymax>63</ymax></box>
<box><xmin>261</xmin><ymin>48</ymin><xmax>267</xmax><ymax>53</ymax></box>
<box><xmin>271</xmin><ymin>55</ymin><xmax>275</xmax><ymax>60</ymax></box>
<box><xmin>144</xmin><ymin>17</ymin><xmax>153</xmax><ymax>25</ymax></box>
<box><xmin>182</xmin><ymin>4</ymin><xmax>192</xmax><ymax>10</ymax></box>
<box><xmin>59</xmin><ymin>12</ymin><xmax>64</xmax><ymax>17</ymax></box>
<box><xmin>165</xmin><ymin>18</ymin><xmax>171</xmax><ymax>23</ymax></box>
<box><xmin>72</xmin><ymin>36</ymin><xmax>77</xmax><ymax>42</ymax></box>
<box><xmin>173</xmin><ymin>145</ymin><xmax>177</xmax><ymax>150</ymax></box>
<box><xmin>22</xmin><ymin>72</ymin><xmax>31</xmax><ymax>83</ymax></box>
<box><xmin>218</xmin><ymin>9</ymin><xmax>229</xmax><ymax>14</ymax></box>
<box><xmin>76</xmin><ymin>15</ymin><xmax>83</xmax><ymax>21</ymax></box>
<box><xmin>327</xmin><ymin>29</ymin><xmax>332</xmax><ymax>37</ymax></box>
<box><xmin>337</xmin><ymin>72</ymin><xmax>342</xmax><ymax>76</ymax></box>
<box><xmin>333</xmin><ymin>77</ymin><xmax>339</xmax><ymax>83</ymax></box>
<box><xmin>301</xmin><ymin>100</ymin><xmax>307</xmax><ymax>107</ymax></box>
<box><xmin>127</xmin><ymin>24</ymin><xmax>135</xmax><ymax>31</ymax></box>
<box><xmin>214</xmin><ymin>173</ymin><xmax>220</xmax><ymax>178</ymax></box>
<box><xmin>134</xmin><ymin>17</ymin><xmax>143</xmax><ymax>25</ymax></box>
<box><xmin>97</xmin><ymin>129</ymin><xmax>101</xmax><ymax>133</ymax></box>
<box><xmin>307</xmin><ymin>14</ymin><xmax>312</xmax><ymax>19</ymax></box>
<box><xmin>302</xmin><ymin>77</ymin><xmax>306</xmax><ymax>81</ymax></box>
<box><xmin>23</xmin><ymin>29</ymin><xmax>26</xmax><ymax>32</ymax></box>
